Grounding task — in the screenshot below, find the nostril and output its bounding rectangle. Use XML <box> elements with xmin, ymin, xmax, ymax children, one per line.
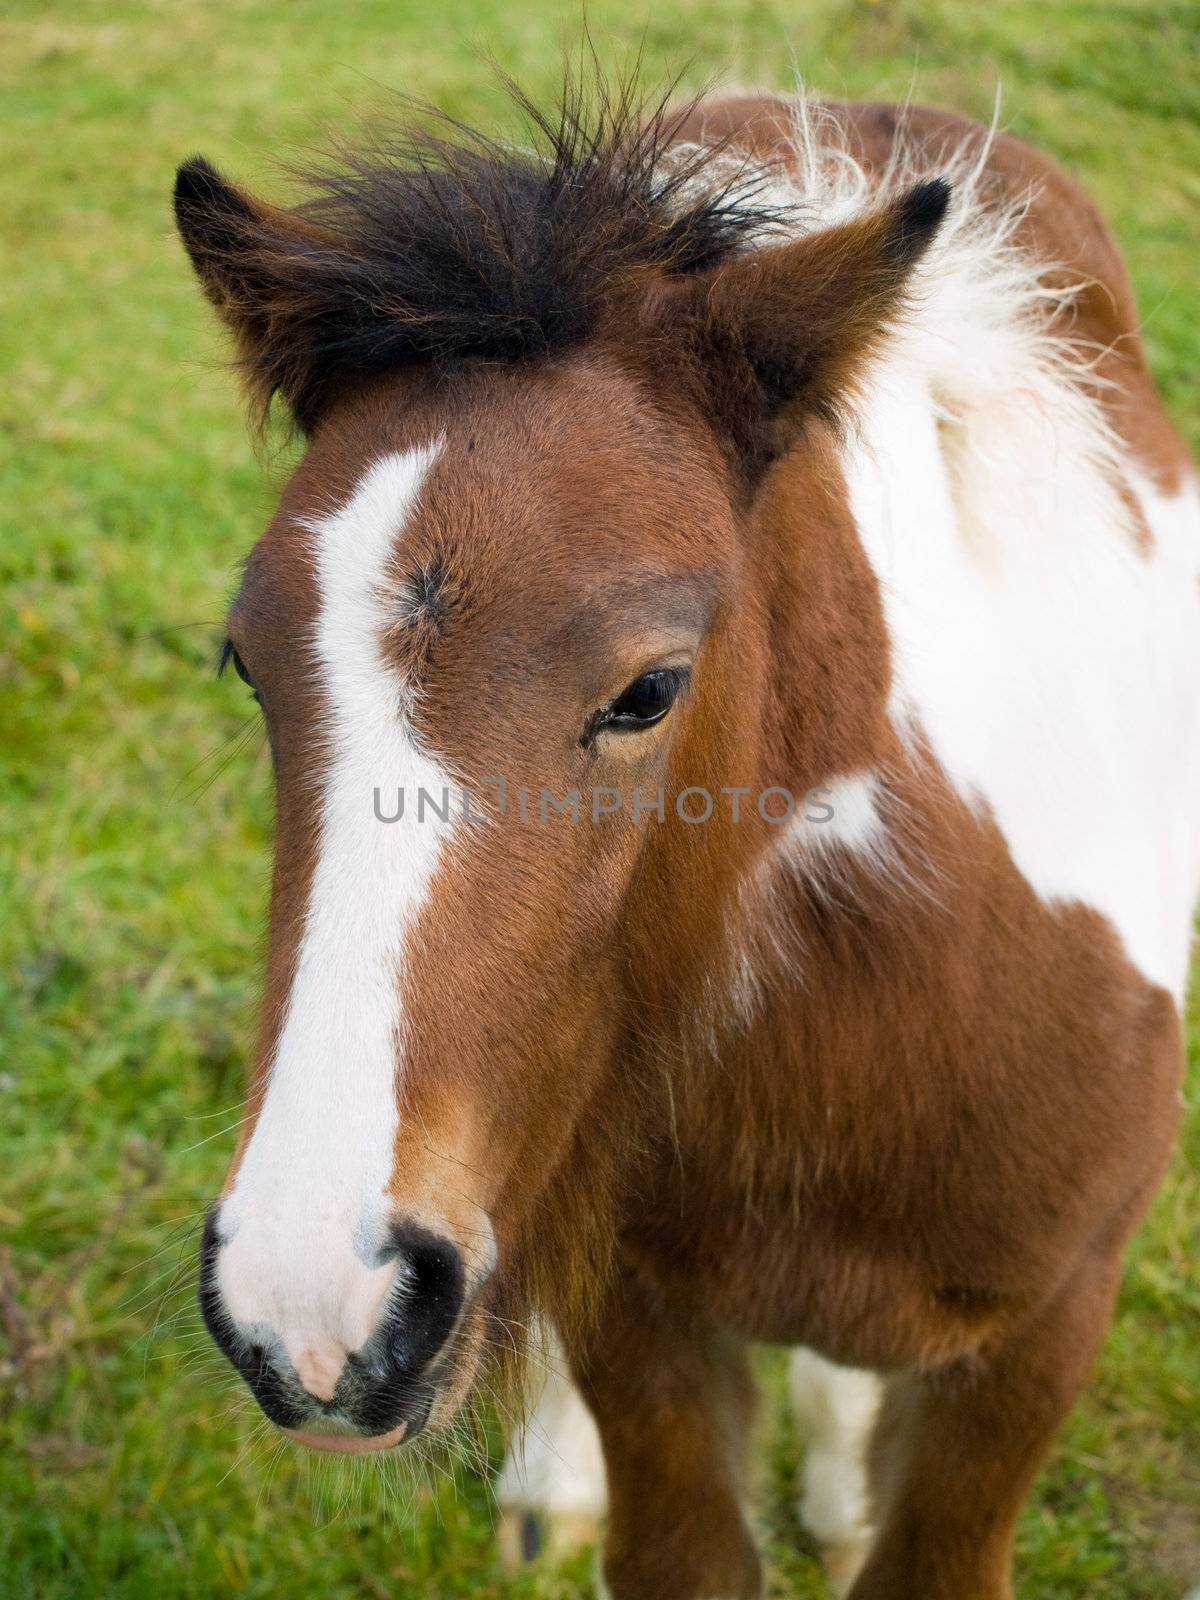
<box><xmin>389</xmin><ymin>1329</ymin><xmax>415</xmax><ymax>1374</ymax></box>
<box><xmin>197</xmin><ymin>1208</ymin><xmax>238</xmax><ymax>1362</ymax></box>
<box><xmin>380</xmin><ymin>1224</ymin><xmax>466</xmax><ymax>1378</ymax></box>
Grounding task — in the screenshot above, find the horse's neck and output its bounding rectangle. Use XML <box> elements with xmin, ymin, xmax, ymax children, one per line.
<box><xmin>646</xmin><ymin>339</ymin><xmax>1200</xmax><ymax>1162</ymax></box>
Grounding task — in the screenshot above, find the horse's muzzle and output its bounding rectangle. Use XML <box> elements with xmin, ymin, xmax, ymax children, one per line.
<box><xmin>198</xmin><ymin>1209</ymin><xmax>468</xmax><ymax>1448</ymax></box>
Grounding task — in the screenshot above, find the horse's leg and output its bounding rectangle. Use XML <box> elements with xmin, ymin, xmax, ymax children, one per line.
<box><xmin>789</xmin><ymin>1348</ymin><xmax>883</xmax><ymax>1595</ymax></box>
<box><xmin>495</xmin><ymin>1333</ymin><xmax>607</xmax><ymax>1567</ymax></box>
<box><xmin>573</xmin><ymin>1272</ymin><xmax>762</xmax><ymax>1600</ymax></box>
<box><xmin>848</xmin><ymin>1246</ymin><xmax>1124</xmax><ymax>1600</ymax></box>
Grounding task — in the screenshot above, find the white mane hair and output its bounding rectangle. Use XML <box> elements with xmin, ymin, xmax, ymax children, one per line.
<box><xmin>676</xmin><ymin>91</ymin><xmax>1131</xmax><ymax>524</ymax></box>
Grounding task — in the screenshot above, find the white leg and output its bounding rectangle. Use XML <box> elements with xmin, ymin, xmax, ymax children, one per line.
<box><xmin>495</xmin><ymin>1336</ymin><xmax>607</xmax><ymax>1566</ymax></box>
<box><xmin>789</xmin><ymin>1347</ymin><xmax>883</xmax><ymax>1597</ymax></box>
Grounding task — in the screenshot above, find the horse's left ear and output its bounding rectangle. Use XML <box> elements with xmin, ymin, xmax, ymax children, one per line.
<box><xmin>642</xmin><ymin>178</ymin><xmax>951</xmax><ymax>482</ymax></box>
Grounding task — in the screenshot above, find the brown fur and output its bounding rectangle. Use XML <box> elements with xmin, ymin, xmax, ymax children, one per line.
<box><xmin>182</xmin><ymin>89</ymin><xmax>1190</xmax><ymax>1598</ymax></box>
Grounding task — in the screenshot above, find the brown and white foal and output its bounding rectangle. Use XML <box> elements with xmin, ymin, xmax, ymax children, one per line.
<box><xmin>175</xmin><ymin>88</ymin><xmax>1200</xmax><ymax>1598</ymax></box>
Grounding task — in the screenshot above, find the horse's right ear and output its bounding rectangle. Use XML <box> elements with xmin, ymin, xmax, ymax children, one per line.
<box><xmin>173</xmin><ymin>158</ymin><xmax>343</xmax><ymax>428</ymax></box>
<box><xmin>638</xmin><ymin>179</ymin><xmax>951</xmax><ymax>485</ymax></box>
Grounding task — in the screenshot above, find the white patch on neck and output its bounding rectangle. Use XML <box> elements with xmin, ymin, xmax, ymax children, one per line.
<box><xmin>217</xmin><ymin>444</ymin><xmax>454</xmax><ymax>1369</ymax></box>
<box><xmin>844</xmin><ymin>349</ymin><xmax>1200</xmax><ymax>999</ymax></box>
<box><xmin>771</xmin><ymin>769</ymin><xmax>934</xmax><ymax>925</ymax></box>
<box><xmin>783</xmin><ymin>772</ymin><xmax>886</xmax><ymax>860</ymax></box>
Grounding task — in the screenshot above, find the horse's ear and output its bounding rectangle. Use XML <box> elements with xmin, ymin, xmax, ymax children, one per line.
<box><xmin>644</xmin><ymin>178</ymin><xmax>951</xmax><ymax>482</ymax></box>
<box><xmin>173</xmin><ymin>157</ymin><xmax>342</xmax><ymax>429</ymax></box>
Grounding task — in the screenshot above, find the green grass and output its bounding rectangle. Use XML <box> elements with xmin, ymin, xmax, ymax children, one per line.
<box><xmin>1</xmin><ymin>0</ymin><xmax>1198</xmax><ymax>1595</ymax></box>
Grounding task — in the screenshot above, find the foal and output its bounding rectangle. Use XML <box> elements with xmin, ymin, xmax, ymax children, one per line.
<box><xmin>176</xmin><ymin>84</ymin><xmax>1200</xmax><ymax>1598</ymax></box>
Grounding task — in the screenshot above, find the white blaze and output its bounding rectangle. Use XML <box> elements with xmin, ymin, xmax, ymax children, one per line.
<box><xmin>217</xmin><ymin>445</ymin><xmax>454</xmax><ymax>1374</ymax></box>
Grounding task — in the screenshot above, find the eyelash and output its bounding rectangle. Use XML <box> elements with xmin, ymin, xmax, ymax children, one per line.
<box><xmin>584</xmin><ymin>666</ymin><xmax>689</xmax><ymax>745</ymax></box>
<box><xmin>217</xmin><ymin>640</ymin><xmax>261</xmax><ymax>706</ymax></box>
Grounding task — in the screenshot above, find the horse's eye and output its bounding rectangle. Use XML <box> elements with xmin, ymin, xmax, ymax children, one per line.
<box><xmin>219</xmin><ymin>640</ymin><xmax>262</xmax><ymax>705</ymax></box>
<box><xmin>597</xmin><ymin>667</ymin><xmax>688</xmax><ymax>736</ymax></box>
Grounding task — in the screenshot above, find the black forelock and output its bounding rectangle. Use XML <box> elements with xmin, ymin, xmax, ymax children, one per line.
<box><xmin>177</xmin><ymin>71</ymin><xmax>792</xmax><ymax>430</ymax></box>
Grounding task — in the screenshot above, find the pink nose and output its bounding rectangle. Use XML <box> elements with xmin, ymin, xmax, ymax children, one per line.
<box><xmin>291</xmin><ymin>1344</ymin><xmax>348</xmax><ymax>1403</ymax></box>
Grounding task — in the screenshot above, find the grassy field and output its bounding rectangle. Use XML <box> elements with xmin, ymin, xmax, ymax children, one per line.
<box><xmin>2</xmin><ymin>0</ymin><xmax>1198</xmax><ymax>1595</ymax></box>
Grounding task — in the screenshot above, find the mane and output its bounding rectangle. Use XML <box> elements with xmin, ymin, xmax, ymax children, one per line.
<box><xmin>768</xmin><ymin>95</ymin><xmax>1127</xmax><ymax>501</ymax></box>
<box><xmin>181</xmin><ymin>77</ymin><xmax>1125</xmax><ymax>494</ymax></box>
<box><xmin>179</xmin><ymin>78</ymin><xmax>794</xmax><ymax>430</ymax></box>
